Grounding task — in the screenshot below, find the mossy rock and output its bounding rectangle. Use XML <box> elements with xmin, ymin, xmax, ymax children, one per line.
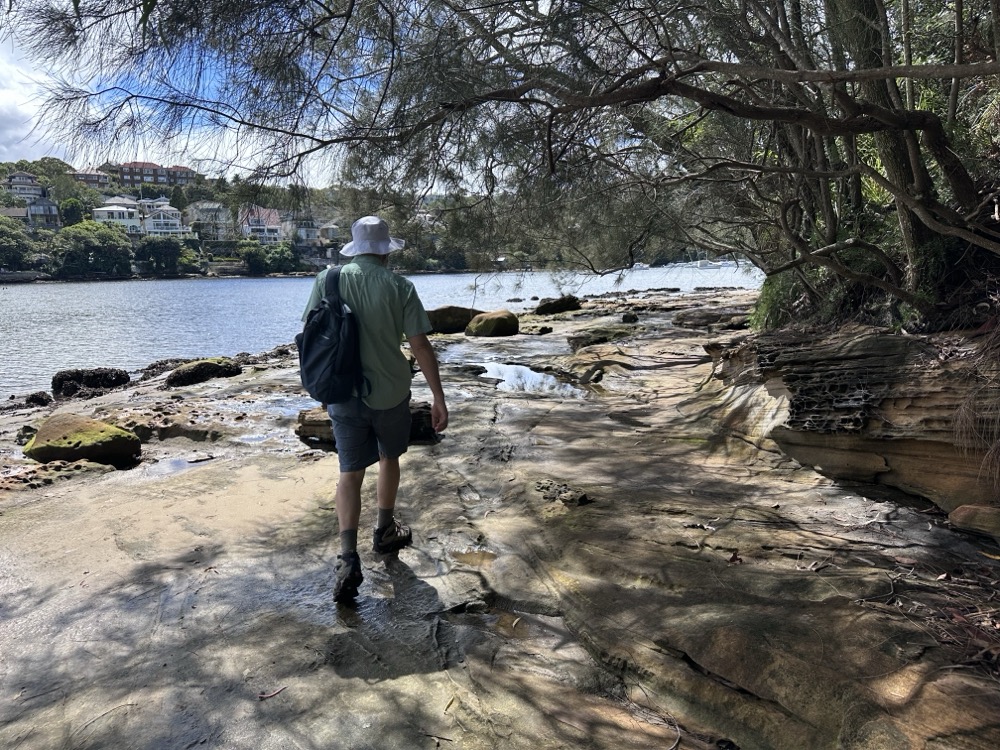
<box><xmin>23</xmin><ymin>413</ymin><xmax>141</xmax><ymax>469</ymax></box>
<box><xmin>465</xmin><ymin>310</ymin><xmax>520</xmax><ymax>337</ymax></box>
<box><xmin>165</xmin><ymin>357</ymin><xmax>242</xmax><ymax>387</ymax></box>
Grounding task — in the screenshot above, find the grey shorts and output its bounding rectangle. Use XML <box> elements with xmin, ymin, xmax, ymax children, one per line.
<box><xmin>327</xmin><ymin>394</ymin><xmax>411</xmax><ymax>472</ymax></box>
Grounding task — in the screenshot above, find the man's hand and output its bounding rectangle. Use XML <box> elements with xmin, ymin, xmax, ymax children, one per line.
<box><xmin>431</xmin><ymin>400</ymin><xmax>448</xmax><ymax>432</ymax></box>
<box><xmin>409</xmin><ymin>333</ymin><xmax>449</xmax><ymax>433</ymax></box>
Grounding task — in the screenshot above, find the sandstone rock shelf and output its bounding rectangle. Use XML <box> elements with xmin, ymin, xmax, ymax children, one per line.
<box><xmin>0</xmin><ymin>288</ymin><xmax>997</xmax><ymax>750</ymax></box>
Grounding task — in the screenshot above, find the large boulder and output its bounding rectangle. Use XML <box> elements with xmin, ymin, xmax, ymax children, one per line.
<box><xmin>165</xmin><ymin>357</ymin><xmax>242</xmax><ymax>387</ymax></box>
<box><xmin>535</xmin><ymin>295</ymin><xmax>581</xmax><ymax>315</ymax></box>
<box><xmin>51</xmin><ymin>368</ymin><xmax>130</xmax><ymax>398</ymax></box>
<box><xmin>23</xmin><ymin>413</ymin><xmax>141</xmax><ymax>468</ymax></box>
<box><xmin>427</xmin><ymin>305</ymin><xmax>484</xmax><ymax>334</ymax></box>
<box><xmin>465</xmin><ymin>310</ymin><xmax>520</xmax><ymax>337</ymax></box>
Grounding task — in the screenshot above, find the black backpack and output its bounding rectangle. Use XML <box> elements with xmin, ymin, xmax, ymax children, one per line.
<box><xmin>296</xmin><ymin>267</ymin><xmax>367</xmax><ymax>404</ymax></box>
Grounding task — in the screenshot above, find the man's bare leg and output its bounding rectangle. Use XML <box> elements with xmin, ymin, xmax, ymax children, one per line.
<box><xmin>336</xmin><ymin>468</ymin><xmax>365</xmax><ymax>554</ymax></box>
<box><xmin>376</xmin><ymin>455</ymin><xmax>400</xmax><ymax>513</ymax></box>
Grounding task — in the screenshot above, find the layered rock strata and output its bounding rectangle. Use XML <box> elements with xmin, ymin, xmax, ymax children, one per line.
<box><xmin>707</xmin><ymin>326</ymin><xmax>1000</xmax><ymax>522</ymax></box>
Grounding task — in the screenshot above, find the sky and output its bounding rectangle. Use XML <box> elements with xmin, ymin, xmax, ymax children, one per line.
<box><xmin>0</xmin><ymin>37</ymin><xmax>242</xmax><ymax>175</ymax></box>
<box><xmin>0</xmin><ymin>39</ymin><xmax>68</xmax><ymax>164</ymax></box>
<box><xmin>1</xmin><ymin>30</ymin><xmax>334</xmax><ymax>186</ymax></box>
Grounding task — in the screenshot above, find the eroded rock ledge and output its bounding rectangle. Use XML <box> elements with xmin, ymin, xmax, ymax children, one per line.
<box><xmin>707</xmin><ymin>325</ymin><xmax>1000</xmax><ymax>534</ymax></box>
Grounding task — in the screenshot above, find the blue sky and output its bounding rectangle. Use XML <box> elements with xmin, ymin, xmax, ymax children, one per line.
<box><xmin>0</xmin><ymin>38</ymin><xmax>225</xmax><ymax>172</ymax></box>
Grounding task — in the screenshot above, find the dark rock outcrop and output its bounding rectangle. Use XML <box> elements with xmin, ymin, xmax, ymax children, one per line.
<box><xmin>535</xmin><ymin>295</ymin><xmax>581</xmax><ymax>315</ymax></box>
<box><xmin>165</xmin><ymin>358</ymin><xmax>242</xmax><ymax>387</ymax></box>
<box><xmin>465</xmin><ymin>310</ymin><xmax>519</xmax><ymax>337</ymax></box>
<box><xmin>25</xmin><ymin>391</ymin><xmax>53</xmax><ymax>407</ymax></box>
<box><xmin>23</xmin><ymin>413</ymin><xmax>141</xmax><ymax>468</ymax></box>
<box><xmin>52</xmin><ymin>368</ymin><xmax>130</xmax><ymax>398</ymax></box>
<box><xmin>427</xmin><ymin>305</ymin><xmax>485</xmax><ymax>334</ymax></box>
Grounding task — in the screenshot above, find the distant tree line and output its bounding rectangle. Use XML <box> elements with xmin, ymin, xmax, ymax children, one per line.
<box><xmin>3</xmin><ymin>156</ymin><xmax>620</xmax><ymax>278</ymax></box>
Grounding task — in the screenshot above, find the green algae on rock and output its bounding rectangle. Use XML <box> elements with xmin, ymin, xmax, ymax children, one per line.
<box><xmin>23</xmin><ymin>413</ymin><xmax>141</xmax><ymax>468</ymax></box>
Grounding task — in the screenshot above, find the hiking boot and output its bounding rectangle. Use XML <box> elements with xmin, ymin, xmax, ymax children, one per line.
<box><xmin>333</xmin><ymin>552</ymin><xmax>363</xmax><ymax>602</ymax></box>
<box><xmin>372</xmin><ymin>519</ymin><xmax>413</xmax><ymax>556</ymax></box>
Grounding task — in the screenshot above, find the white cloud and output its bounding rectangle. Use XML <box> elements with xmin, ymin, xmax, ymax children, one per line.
<box><xmin>0</xmin><ymin>39</ymin><xmax>68</xmax><ymax>163</ymax></box>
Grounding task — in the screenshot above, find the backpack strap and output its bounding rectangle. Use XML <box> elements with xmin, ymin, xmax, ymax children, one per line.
<box><xmin>323</xmin><ymin>266</ymin><xmax>342</xmax><ymax>306</ymax></box>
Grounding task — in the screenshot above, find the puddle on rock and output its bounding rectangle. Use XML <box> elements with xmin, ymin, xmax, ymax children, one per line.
<box><xmin>141</xmin><ymin>456</ymin><xmax>211</xmax><ymax>477</ymax></box>
<box><xmin>479</xmin><ymin>363</ymin><xmax>582</xmax><ymax>397</ymax></box>
<box><xmin>451</xmin><ymin>549</ymin><xmax>499</xmax><ymax>567</ymax></box>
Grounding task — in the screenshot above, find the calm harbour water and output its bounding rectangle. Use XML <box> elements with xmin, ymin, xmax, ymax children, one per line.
<box><xmin>0</xmin><ymin>264</ymin><xmax>762</xmax><ymax>397</ymax></box>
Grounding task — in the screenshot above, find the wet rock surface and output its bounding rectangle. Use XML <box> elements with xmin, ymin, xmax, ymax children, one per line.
<box><xmin>1</xmin><ymin>289</ymin><xmax>998</xmax><ymax>750</ymax></box>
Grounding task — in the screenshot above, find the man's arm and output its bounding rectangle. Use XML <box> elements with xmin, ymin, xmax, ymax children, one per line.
<box><xmin>407</xmin><ymin>333</ymin><xmax>448</xmax><ymax>432</ymax></box>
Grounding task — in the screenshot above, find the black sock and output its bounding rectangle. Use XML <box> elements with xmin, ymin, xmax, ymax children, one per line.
<box><xmin>376</xmin><ymin>507</ymin><xmax>394</xmax><ymax>531</ymax></box>
<box><xmin>340</xmin><ymin>528</ymin><xmax>358</xmax><ymax>556</ymax></box>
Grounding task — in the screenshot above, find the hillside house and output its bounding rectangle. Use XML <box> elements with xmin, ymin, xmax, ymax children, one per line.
<box><xmin>0</xmin><ymin>207</ymin><xmax>29</xmax><ymax>225</ymax></box>
<box><xmin>67</xmin><ymin>167</ymin><xmax>112</xmax><ymax>190</ymax></box>
<box><xmin>281</xmin><ymin>213</ymin><xmax>322</xmax><ymax>253</ymax></box>
<box><xmin>103</xmin><ymin>161</ymin><xmax>199</xmax><ymax>188</ymax></box>
<box><xmin>139</xmin><ymin>197</ymin><xmax>191</xmax><ymax>237</ymax></box>
<box><xmin>27</xmin><ymin>197</ymin><xmax>61</xmax><ymax>229</ymax></box>
<box><xmin>237</xmin><ymin>204</ymin><xmax>284</xmax><ymax>245</ymax></box>
<box><xmin>2</xmin><ymin>171</ymin><xmax>44</xmax><ymax>200</ymax></box>
<box><xmin>93</xmin><ymin>201</ymin><xmax>142</xmax><ymax>235</ymax></box>
<box><xmin>184</xmin><ymin>200</ymin><xmax>231</xmax><ymax>240</ymax></box>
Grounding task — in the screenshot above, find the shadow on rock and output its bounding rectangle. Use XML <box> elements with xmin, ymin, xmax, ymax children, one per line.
<box><xmin>327</xmin><ymin>558</ymin><xmax>462</xmax><ymax>680</ymax></box>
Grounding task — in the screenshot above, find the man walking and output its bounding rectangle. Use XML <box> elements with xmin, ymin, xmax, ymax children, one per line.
<box><xmin>301</xmin><ymin>215</ymin><xmax>448</xmax><ymax>602</ymax></box>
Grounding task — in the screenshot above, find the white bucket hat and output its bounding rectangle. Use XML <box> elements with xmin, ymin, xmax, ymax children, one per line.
<box><xmin>340</xmin><ymin>215</ymin><xmax>406</xmax><ymax>256</ymax></box>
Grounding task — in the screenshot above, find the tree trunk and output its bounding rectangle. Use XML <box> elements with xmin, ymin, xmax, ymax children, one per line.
<box><xmin>949</xmin><ymin>0</ymin><xmax>965</xmax><ymax>123</ymax></box>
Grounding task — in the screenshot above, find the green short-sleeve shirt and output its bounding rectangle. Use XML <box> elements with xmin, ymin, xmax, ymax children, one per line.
<box><xmin>301</xmin><ymin>256</ymin><xmax>432</xmax><ymax>409</ymax></box>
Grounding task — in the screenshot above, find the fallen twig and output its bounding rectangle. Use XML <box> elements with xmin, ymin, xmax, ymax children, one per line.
<box><xmin>257</xmin><ymin>686</ymin><xmax>288</xmax><ymax>701</ymax></box>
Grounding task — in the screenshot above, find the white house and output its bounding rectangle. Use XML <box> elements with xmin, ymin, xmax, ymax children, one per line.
<box><xmin>139</xmin><ymin>197</ymin><xmax>193</xmax><ymax>236</ymax></box>
<box><xmin>144</xmin><ymin>209</ymin><xmax>187</xmax><ymax>236</ymax></box>
<box><xmin>93</xmin><ymin>203</ymin><xmax>142</xmax><ymax>234</ymax></box>
<box><xmin>92</xmin><ymin>195</ymin><xmax>193</xmax><ymax>237</ymax></box>
<box><xmin>281</xmin><ymin>213</ymin><xmax>321</xmax><ymax>253</ymax></box>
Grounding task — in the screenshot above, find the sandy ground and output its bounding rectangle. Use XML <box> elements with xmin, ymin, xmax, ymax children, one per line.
<box><xmin>2</xmin><ymin>288</ymin><xmax>999</xmax><ymax>750</ymax></box>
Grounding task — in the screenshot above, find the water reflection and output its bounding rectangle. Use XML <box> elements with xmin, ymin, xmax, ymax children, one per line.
<box><xmin>480</xmin><ymin>362</ymin><xmax>581</xmax><ymax>397</ymax></box>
